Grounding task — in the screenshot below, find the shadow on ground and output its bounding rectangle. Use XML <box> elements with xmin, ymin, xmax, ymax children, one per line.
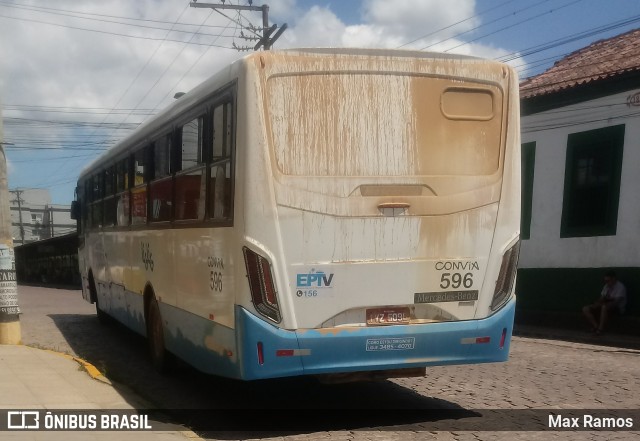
<box><xmin>48</xmin><ymin>313</ymin><xmax>478</xmax><ymax>437</ymax></box>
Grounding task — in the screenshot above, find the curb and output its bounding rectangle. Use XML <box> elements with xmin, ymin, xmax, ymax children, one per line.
<box><xmin>34</xmin><ymin>346</ymin><xmax>112</xmax><ymax>385</ymax></box>
<box><xmin>23</xmin><ymin>344</ymin><xmax>203</xmax><ymax>440</ymax></box>
<box><xmin>513</xmin><ymin>328</ymin><xmax>640</xmax><ymax>351</ymax></box>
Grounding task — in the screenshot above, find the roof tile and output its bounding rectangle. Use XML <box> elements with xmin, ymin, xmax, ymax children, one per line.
<box><xmin>520</xmin><ymin>28</ymin><xmax>640</xmax><ymax>99</ymax></box>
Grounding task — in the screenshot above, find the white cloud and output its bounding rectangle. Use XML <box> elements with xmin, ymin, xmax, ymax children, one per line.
<box><xmin>267</xmin><ymin>0</ymin><xmax>299</xmax><ymax>23</ymax></box>
<box><xmin>0</xmin><ymin>0</ymin><xmax>249</xmax><ymax>202</ymax></box>
<box><xmin>277</xmin><ymin>0</ymin><xmax>508</xmax><ymax>59</ymax></box>
<box><xmin>362</xmin><ymin>0</ymin><xmax>478</xmax><ymax>44</ymax></box>
<box><xmin>0</xmin><ymin>0</ymin><xmax>515</xmax><ymax>203</ymax></box>
<box><xmin>1</xmin><ymin>0</ymin><xmax>246</xmax><ymax>114</ymax></box>
<box><xmin>282</xmin><ymin>5</ymin><xmax>346</xmax><ymax>47</ymax></box>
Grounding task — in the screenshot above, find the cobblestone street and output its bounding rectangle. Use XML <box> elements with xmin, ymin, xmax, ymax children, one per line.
<box><xmin>17</xmin><ymin>286</ymin><xmax>640</xmax><ymax>440</ymax></box>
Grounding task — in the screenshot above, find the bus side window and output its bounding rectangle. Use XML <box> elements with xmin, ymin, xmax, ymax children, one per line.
<box><xmin>175</xmin><ymin>116</ymin><xmax>205</xmax><ymax>221</ymax></box>
<box><xmin>104</xmin><ymin>165</ymin><xmax>117</xmax><ymax>228</ymax></box>
<box><xmin>83</xmin><ymin>179</ymin><xmax>91</xmax><ymax>230</ymax></box>
<box><xmin>209</xmin><ymin>102</ymin><xmax>233</xmax><ymax>221</ymax></box>
<box><xmin>212</xmin><ymin>104</ymin><xmax>225</xmax><ymax>159</ymax></box>
<box><xmin>210</xmin><ymin>162</ymin><xmax>231</xmax><ymax>219</ymax></box>
<box><xmin>116</xmin><ymin>157</ymin><xmax>130</xmax><ymax>227</ymax></box>
<box><xmin>131</xmin><ymin>147</ymin><xmax>149</xmax><ymax>225</ymax></box>
<box><xmin>150</xmin><ymin>134</ymin><xmax>174</xmax><ymax>223</ymax></box>
<box><xmin>91</xmin><ymin>173</ymin><xmax>104</xmax><ymax>229</ymax></box>
<box><xmin>181</xmin><ymin>117</ymin><xmax>202</xmax><ymax>170</ymax></box>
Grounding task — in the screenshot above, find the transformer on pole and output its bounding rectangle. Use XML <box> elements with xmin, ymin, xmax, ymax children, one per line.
<box><xmin>190</xmin><ymin>1</ymin><xmax>287</xmax><ymax>51</ymax></box>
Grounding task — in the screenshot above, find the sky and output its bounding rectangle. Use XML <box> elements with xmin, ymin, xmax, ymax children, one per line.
<box><xmin>1</xmin><ymin>0</ymin><xmax>640</xmax><ymax>205</ymax></box>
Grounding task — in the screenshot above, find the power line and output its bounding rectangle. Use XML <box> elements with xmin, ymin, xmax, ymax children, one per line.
<box><xmin>0</xmin><ymin>1</ymin><xmax>239</xmax><ymax>39</ymax></box>
<box><xmin>420</xmin><ymin>0</ymin><xmax>554</xmax><ymax>51</ymax></box>
<box><xmin>444</xmin><ymin>0</ymin><xmax>584</xmax><ymax>53</ymax></box>
<box><xmin>3</xmin><ymin>117</ymin><xmax>139</xmax><ymax>130</ymax></box>
<box><xmin>3</xmin><ymin>105</ymin><xmax>156</xmax><ymax>116</ymax></box>
<box><xmin>6</xmin><ymin>146</ymin><xmax>108</xmax><ymax>151</ymax></box>
<box><xmin>152</xmin><ymin>10</ymin><xmax>237</xmax><ymax>110</ymax></box>
<box><xmin>0</xmin><ymin>12</ymin><xmax>235</xmax><ymax>48</ymax></box>
<box><xmin>57</xmin><ymin>2</ymin><xmax>195</xmax><ymax>191</ymax></box>
<box><xmin>0</xmin><ymin>0</ymin><xmax>238</xmax><ymax>30</ymax></box>
<box><xmin>518</xmin><ymin>47</ymin><xmax>640</xmax><ymax>91</ymax></box>
<box><xmin>397</xmin><ymin>0</ymin><xmax>513</xmax><ymax>49</ymax></box>
<box><xmin>522</xmin><ymin>109</ymin><xmax>640</xmax><ymax>133</ymax></box>
<box><xmin>497</xmin><ymin>14</ymin><xmax>640</xmax><ymax>64</ymax></box>
<box><xmin>11</xmin><ymin>153</ymin><xmax>97</xmax><ymax>163</ymax></box>
<box><xmin>121</xmin><ymin>9</ymin><xmax>215</xmax><ymax>121</ymax></box>
<box><xmin>190</xmin><ymin>2</ymin><xmax>288</xmax><ymax>51</ymax></box>
<box><xmin>515</xmin><ymin>27</ymin><xmax>640</xmax><ymax>78</ymax></box>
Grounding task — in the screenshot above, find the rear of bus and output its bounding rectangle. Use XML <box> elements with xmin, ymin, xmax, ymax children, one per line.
<box><xmin>237</xmin><ymin>49</ymin><xmax>520</xmax><ymax>381</ymax></box>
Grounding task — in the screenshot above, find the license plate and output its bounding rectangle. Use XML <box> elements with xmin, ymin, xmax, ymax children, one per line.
<box><xmin>366</xmin><ymin>307</ymin><xmax>410</xmax><ymax>326</ymax></box>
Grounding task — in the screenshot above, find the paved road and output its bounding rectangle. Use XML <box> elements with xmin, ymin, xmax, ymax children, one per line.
<box><xmin>17</xmin><ymin>286</ymin><xmax>640</xmax><ymax>440</ymax></box>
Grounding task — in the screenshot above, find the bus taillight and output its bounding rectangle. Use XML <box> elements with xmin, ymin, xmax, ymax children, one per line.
<box><xmin>491</xmin><ymin>241</ymin><xmax>520</xmax><ymax>311</ymax></box>
<box><xmin>257</xmin><ymin>342</ymin><xmax>264</xmax><ymax>365</ymax></box>
<box><xmin>243</xmin><ymin>247</ymin><xmax>282</xmax><ymax>323</ymax></box>
<box><xmin>260</xmin><ymin>258</ymin><xmax>277</xmax><ymax>307</ymax></box>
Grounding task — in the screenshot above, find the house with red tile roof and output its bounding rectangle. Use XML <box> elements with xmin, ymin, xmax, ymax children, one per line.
<box><xmin>517</xmin><ymin>29</ymin><xmax>640</xmax><ymax>320</ymax></box>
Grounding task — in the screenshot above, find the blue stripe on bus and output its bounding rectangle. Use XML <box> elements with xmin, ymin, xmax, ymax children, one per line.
<box><xmin>160</xmin><ymin>303</ymin><xmax>242</xmax><ymax>379</ymax></box>
<box><xmin>236</xmin><ymin>297</ymin><xmax>515</xmax><ymax>380</ymax></box>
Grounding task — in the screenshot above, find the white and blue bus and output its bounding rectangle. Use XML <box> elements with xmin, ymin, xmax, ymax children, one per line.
<box><xmin>73</xmin><ymin>48</ymin><xmax>521</xmax><ymax>382</ymax></box>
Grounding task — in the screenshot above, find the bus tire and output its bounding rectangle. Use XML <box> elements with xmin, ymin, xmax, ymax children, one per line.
<box><xmin>146</xmin><ymin>296</ymin><xmax>172</xmax><ymax>374</ymax></box>
<box><xmin>89</xmin><ymin>273</ymin><xmax>110</xmax><ymax>325</ymax></box>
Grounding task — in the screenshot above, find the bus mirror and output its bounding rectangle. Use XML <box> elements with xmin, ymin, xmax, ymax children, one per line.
<box><xmin>70</xmin><ymin>200</ymin><xmax>80</xmax><ymax>220</ymax></box>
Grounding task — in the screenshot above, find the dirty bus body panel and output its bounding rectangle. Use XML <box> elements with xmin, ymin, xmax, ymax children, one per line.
<box><xmin>240</xmin><ymin>49</ymin><xmax>520</xmax><ymax>380</ymax></box>
<box><xmin>76</xmin><ymin>49</ymin><xmax>520</xmax><ymax>381</ymax></box>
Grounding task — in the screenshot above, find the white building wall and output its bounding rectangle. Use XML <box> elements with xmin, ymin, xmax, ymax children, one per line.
<box><xmin>48</xmin><ymin>205</ymin><xmax>75</xmax><ymax>236</ymax></box>
<box><xmin>9</xmin><ymin>189</ymin><xmax>73</xmax><ymax>244</ymax></box>
<box><xmin>520</xmin><ymin>88</ymin><xmax>640</xmax><ymax>269</ymax></box>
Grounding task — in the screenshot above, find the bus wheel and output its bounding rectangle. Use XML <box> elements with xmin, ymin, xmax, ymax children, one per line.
<box><xmin>89</xmin><ymin>274</ymin><xmax>109</xmax><ymax>325</ymax></box>
<box><xmin>147</xmin><ymin>297</ymin><xmax>171</xmax><ymax>373</ymax></box>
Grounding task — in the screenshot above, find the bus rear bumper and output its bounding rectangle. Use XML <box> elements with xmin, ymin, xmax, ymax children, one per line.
<box><xmin>237</xmin><ymin>297</ymin><xmax>515</xmax><ymax>380</ymax></box>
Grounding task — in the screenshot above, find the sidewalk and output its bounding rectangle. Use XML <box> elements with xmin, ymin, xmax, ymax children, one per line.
<box><xmin>513</xmin><ymin>307</ymin><xmax>640</xmax><ymax>350</ymax></box>
<box><xmin>0</xmin><ymin>344</ymin><xmax>198</xmax><ymax>440</ymax></box>
<box><xmin>514</xmin><ymin>323</ymin><xmax>640</xmax><ymax>350</ymax></box>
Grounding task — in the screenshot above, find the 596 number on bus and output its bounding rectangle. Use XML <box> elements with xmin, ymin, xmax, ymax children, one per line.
<box><xmin>440</xmin><ymin>272</ymin><xmax>473</xmax><ymax>289</ymax></box>
<box><xmin>210</xmin><ymin>271</ymin><xmax>223</xmax><ymax>292</ymax></box>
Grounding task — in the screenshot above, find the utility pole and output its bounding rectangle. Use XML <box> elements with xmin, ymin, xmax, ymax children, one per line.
<box><xmin>190</xmin><ymin>1</ymin><xmax>287</xmax><ymax>51</ymax></box>
<box><xmin>10</xmin><ymin>190</ymin><xmax>25</xmax><ymax>245</ymax></box>
<box><xmin>49</xmin><ymin>206</ymin><xmax>54</xmax><ymax>239</ymax></box>
<box><xmin>0</xmin><ymin>100</ymin><xmax>21</xmax><ymax>345</ymax></box>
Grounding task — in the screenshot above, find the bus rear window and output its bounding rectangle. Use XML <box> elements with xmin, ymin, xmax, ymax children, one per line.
<box><xmin>267</xmin><ymin>74</ymin><xmax>503</xmax><ymax>176</ymax></box>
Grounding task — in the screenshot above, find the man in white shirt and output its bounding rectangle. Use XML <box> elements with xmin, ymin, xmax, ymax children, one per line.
<box><xmin>582</xmin><ymin>270</ymin><xmax>627</xmax><ymax>335</ymax></box>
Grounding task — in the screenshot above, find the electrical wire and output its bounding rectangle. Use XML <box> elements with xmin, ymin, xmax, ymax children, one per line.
<box><xmin>153</xmin><ymin>9</ymin><xmax>238</xmax><ymax>109</ymax></box>
<box><xmin>0</xmin><ymin>12</ymin><xmax>235</xmax><ymax>48</ymax></box>
<box><xmin>37</xmin><ymin>2</ymin><xmax>196</xmax><ymax>189</ymax></box>
<box><xmin>0</xmin><ymin>0</ymin><xmax>237</xmax><ymax>30</ymax></box>
<box><xmin>118</xmin><ymin>9</ymin><xmax>215</xmax><ymax>124</ymax></box>
<box><xmin>420</xmin><ymin>0</ymin><xmax>555</xmax><ymax>51</ymax></box>
<box><xmin>0</xmin><ymin>1</ymin><xmax>238</xmax><ymax>39</ymax></box>
<box><xmin>444</xmin><ymin>0</ymin><xmax>584</xmax><ymax>53</ymax></box>
<box><xmin>3</xmin><ymin>104</ymin><xmax>156</xmax><ymax>116</ymax></box>
<box><xmin>522</xmin><ymin>109</ymin><xmax>640</xmax><ymax>133</ymax></box>
<box><xmin>397</xmin><ymin>0</ymin><xmax>513</xmax><ymax>49</ymax></box>
<box><xmin>498</xmin><ymin>14</ymin><xmax>640</xmax><ymax>64</ymax></box>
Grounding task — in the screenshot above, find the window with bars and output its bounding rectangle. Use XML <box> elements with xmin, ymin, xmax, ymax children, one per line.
<box><xmin>561</xmin><ymin>125</ymin><xmax>624</xmax><ymax>238</ymax></box>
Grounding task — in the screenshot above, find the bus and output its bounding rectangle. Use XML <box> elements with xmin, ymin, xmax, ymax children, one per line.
<box><xmin>73</xmin><ymin>48</ymin><xmax>521</xmax><ymax>382</ymax></box>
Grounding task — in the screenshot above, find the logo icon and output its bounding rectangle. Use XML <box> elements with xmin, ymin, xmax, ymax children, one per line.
<box><xmin>7</xmin><ymin>411</ymin><xmax>40</xmax><ymax>429</ymax></box>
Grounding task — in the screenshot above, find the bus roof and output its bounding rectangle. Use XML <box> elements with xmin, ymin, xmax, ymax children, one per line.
<box><xmin>78</xmin><ymin>48</ymin><xmax>499</xmax><ymax>180</ymax></box>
